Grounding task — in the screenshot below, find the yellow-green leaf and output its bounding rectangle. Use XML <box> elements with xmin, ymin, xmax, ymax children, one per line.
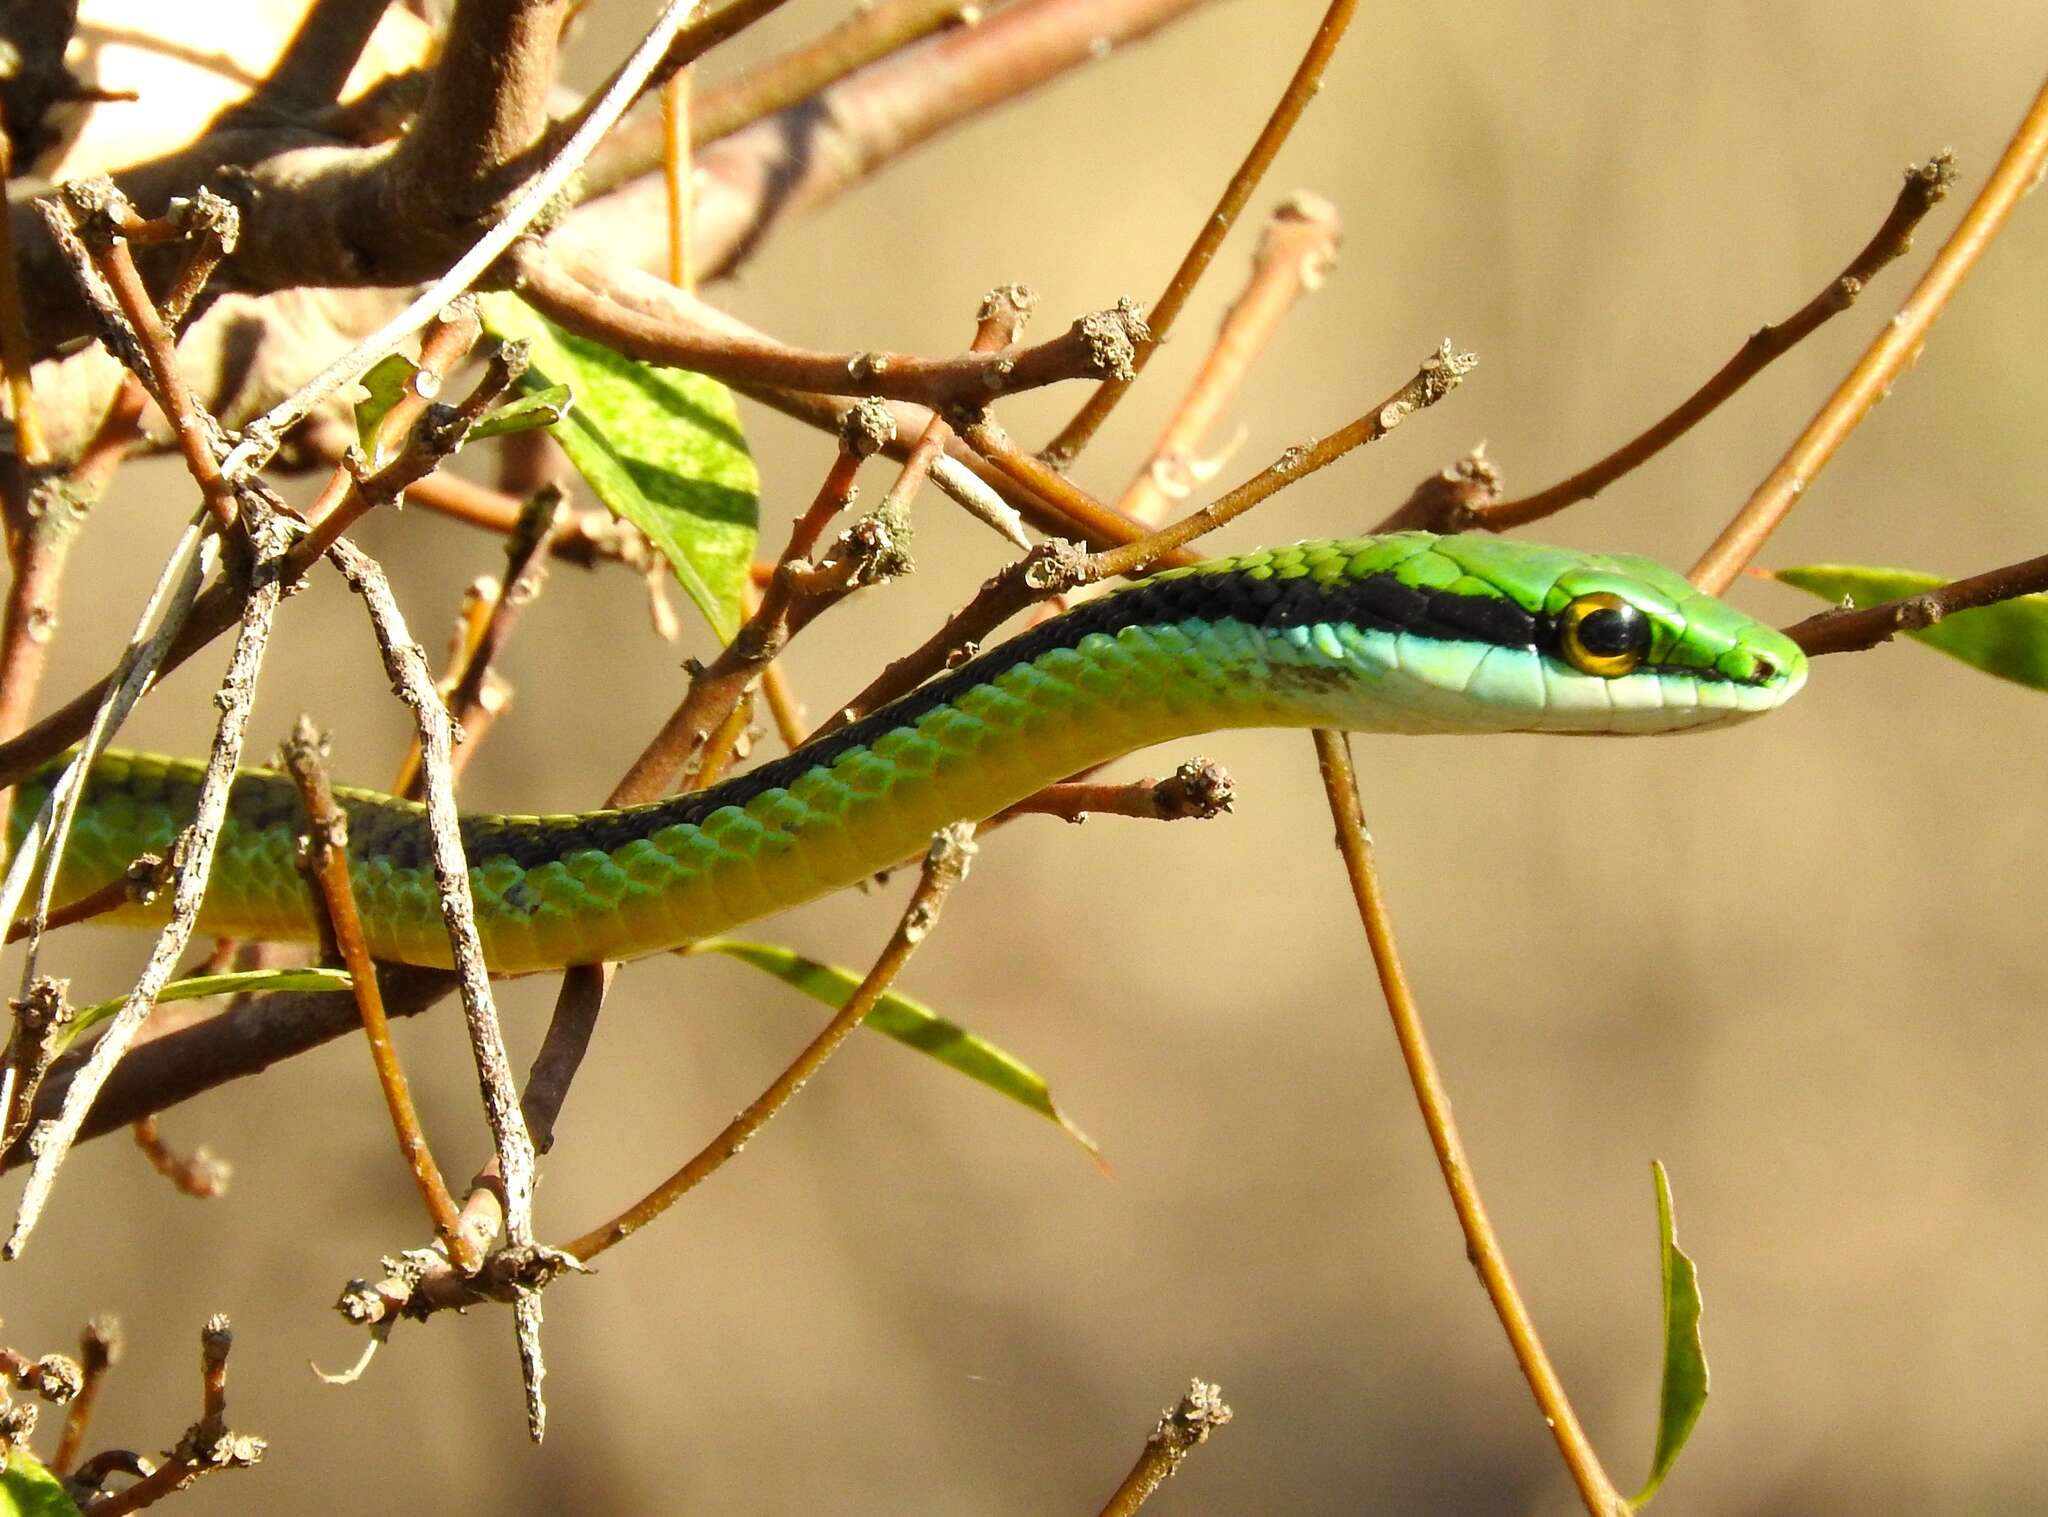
<box><xmin>1632</xmin><ymin>1160</ymin><xmax>1708</xmax><ymax>1509</ymax></box>
<box><xmin>692</xmin><ymin>938</ymin><xmax>1100</xmax><ymax>1161</ymax></box>
<box><xmin>352</xmin><ymin>351</ymin><xmax>419</xmax><ymax>462</ymax></box>
<box><xmin>1774</xmin><ymin>564</ymin><xmax>2048</xmax><ymax>690</ymax></box>
<box><xmin>471</xmin><ymin>383</ymin><xmax>574</xmax><ymax>442</ymax></box>
<box><xmin>478</xmin><ymin>293</ymin><xmax>758</xmax><ymax>642</ymax></box>
<box><xmin>1</xmin><ymin>1448</ymin><xmax>83</xmax><ymax>1517</ymax></box>
<box><xmin>60</xmin><ymin>967</ymin><xmax>354</xmax><ymax>1052</ymax></box>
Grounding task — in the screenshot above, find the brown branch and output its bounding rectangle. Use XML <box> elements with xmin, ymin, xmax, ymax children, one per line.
<box><xmin>560</xmin><ymin>822</ymin><xmax>977</xmax><ymax>1262</ymax></box>
<box><xmin>515</xmin><ymin>248</ymin><xmax>1145</xmax><ymax>413</ymax></box>
<box><xmin>993</xmin><ymin>758</ymin><xmax>1235</xmax><ymax>825</ymax></box>
<box><xmin>956</xmin><ymin>417</ymin><xmax>1198</xmax><ymax>567</ymax></box>
<box><xmin>1118</xmin><ymin>193</ymin><xmax>1342</xmax><ymax>526</ymax></box>
<box><xmin>581</xmin><ymin>0</ymin><xmax>975</xmax><ymax>198</ymax></box>
<box><xmin>85</xmin><ymin>1316</ymin><xmax>264</xmax><ymax>1517</ymax></box>
<box><xmin>1042</xmin><ymin>0</ymin><xmax>1358</xmax><ymax>467</ymax></box>
<box><xmin>129</xmin><ymin>1116</ymin><xmax>229</xmax><ymax>1200</ymax></box>
<box><xmin>1780</xmin><ymin>548</ymin><xmax>2048</xmax><ymax>658</ymax></box>
<box><xmin>280</xmin><ymin>718</ymin><xmax>467</xmax><ymax>1262</ymax></box>
<box><xmin>1690</xmin><ymin>81</ymin><xmax>2048</xmax><ymax>595</ymax></box>
<box><xmin>1094</xmin><ymin>1380</ymin><xmax>1233</xmax><ymax>1517</ymax></box>
<box><xmin>1459</xmin><ymin>152</ymin><xmax>1958</xmax><ymax>534</ymax></box>
<box><xmin>1313</xmin><ymin>730</ymin><xmax>1624</xmax><ymax>1517</ymax></box>
<box><xmin>4</xmin><ymin>856</ymin><xmax>162</xmax><ymax>945</ymax></box>
<box><xmin>50</xmin><ymin>1315</ymin><xmax>121</xmax><ymax>1474</ymax></box>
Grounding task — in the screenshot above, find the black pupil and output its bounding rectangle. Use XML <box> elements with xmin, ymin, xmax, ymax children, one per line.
<box><xmin>1576</xmin><ymin>604</ymin><xmax>1646</xmax><ymax>657</ymax></box>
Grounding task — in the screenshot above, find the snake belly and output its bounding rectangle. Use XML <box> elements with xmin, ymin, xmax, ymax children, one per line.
<box><xmin>2</xmin><ymin>533</ymin><xmax>1806</xmax><ymax>972</ymax></box>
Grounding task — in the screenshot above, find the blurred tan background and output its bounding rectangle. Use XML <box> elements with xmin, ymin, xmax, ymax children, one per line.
<box><xmin>7</xmin><ymin>3</ymin><xmax>2048</xmax><ymax>1513</ymax></box>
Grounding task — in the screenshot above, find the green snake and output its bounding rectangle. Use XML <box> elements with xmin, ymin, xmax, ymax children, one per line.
<box><xmin>5</xmin><ymin>533</ymin><xmax>1805</xmax><ymax>973</ymax></box>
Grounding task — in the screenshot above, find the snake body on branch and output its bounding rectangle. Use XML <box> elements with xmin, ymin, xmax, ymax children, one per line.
<box><xmin>4</xmin><ymin>533</ymin><xmax>1805</xmax><ymax>972</ymax></box>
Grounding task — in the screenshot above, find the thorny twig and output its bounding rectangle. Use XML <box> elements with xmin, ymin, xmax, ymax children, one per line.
<box><xmin>1313</xmin><ymin>730</ymin><xmax>1625</xmax><ymax>1517</ymax></box>
<box><xmin>1690</xmin><ymin>83</ymin><xmax>2048</xmax><ymax>595</ymax></box>
<box><xmin>1094</xmin><ymin>1380</ymin><xmax>1234</xmax><ymax>1517</ymax></box>
<box><xmin>1043</xmin><ymin>0</ymin><xmax>1358</xmax><ymax>466</ymax></box>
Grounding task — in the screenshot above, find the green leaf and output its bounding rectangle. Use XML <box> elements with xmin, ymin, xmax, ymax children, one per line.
<box><xmin>1</xmin><ymin>1448</ymin><xmax>84</xmax><ymax>1517</ymax></box>
<box><xmin>471</xmin><ymin>383</ymin><xmax>574</xmax><ymax>442</ymax></box>
<box><xmin>1632</xmin><ymin>1160</ymin><xmax>1708</xmax><ymax>1509</ymax></box>
<box><xmin>692</xmin><ymin>938</ymin><xmax>1101</xmax><ymax>1162</ymax></box>
<box><xmin>1774</xmin><ymin>564</ymin><xmax>2048</xmax><ymax>691</ymax></box>
<box><xmin>59</xmin><ymin>967</ymin><xmax>354</xmax><ymax>1052</ymax></box>
<box><xmin>477</xmin><ymin>293</ymin><xmax>759</xmax><ymax>642</ymax></box>
<box><xmin>353</xmin><ymin>351</ymin><xmax>419</xmax><ymax>461</ymax></box>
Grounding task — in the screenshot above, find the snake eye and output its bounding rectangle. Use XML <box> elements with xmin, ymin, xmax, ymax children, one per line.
<box><xmin>1558</xmin><ymin>592</ymin><xmax>1650</xmax><ymax>678</ymax></box>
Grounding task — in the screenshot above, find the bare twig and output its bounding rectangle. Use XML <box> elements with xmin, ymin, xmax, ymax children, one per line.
<box><xmin>1042</xmin><ymin>0</ymin><xmax>1358</xmax><ymax>466</ymax></box>
<box><xmin>1119</xmin><ymin>194</ymin><xmax>1342</xmax><ymax>526</ymax></box>
<box><xmin>1690</xmin><ymin>80</ymin><xmax>2048</xmax><ymax>595</ymax></box>
<box><xmin>994</xmin><ymin>758</ymin><xmax>1235</xmax><ymax>825</ymax></box>
<box><xmin>1781</xmin><ymin>548</ymin><xmax>2048</xmax><ymax>658</ymax></box>
<box><xmin>51</xmin><ymin>1316</ymin><xmax>122</xmax><ymax>1474</ymax></box>
<box><xmin>130</xmin><ymin>1116</ymin><xmax>230</xmax><ymax>1200</ymax></box>
<box><xmin>4</xmin><ymin>508</ymin><xmax>285</xmax><ymax>1260</ymax></box>
<box><xmin>85</xmin><ymin>1316</ymin><xmax>263</xmax><ymax>1517</ymax></box>
<box><xmin>560</xmin><ymin>823</ymin><xmax>978</xmax><ymax>1262</ymax></box>
<box><xmin>516</xmin><ymin>250</ymin><xmax>1146</xmax><ymax>413</ymax></box>
<box><xmin>1462</xmin><ymin>152</ymin><xmax>1958</xmax><ymax>534</ymax></box>
<box><xmin>1095</xmin><ymin>1380</ymin><xmax>1233</xmax><ymax>1517</ymax></box>
<box><xmin>1312</xmin><ymin>730</ymin><xmax>1624</xmax><ymax>1517</ymax></box>
<box><xmin>280</xmin><ymin>718</ymin><xmax>467</xmax><ymax>1262</ymax></box>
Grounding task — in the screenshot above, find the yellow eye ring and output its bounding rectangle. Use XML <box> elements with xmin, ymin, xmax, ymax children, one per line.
<box><xmin>1557</xmin><ymin>592</ymin><xmax>1650</xmax><ymax>679</ymax></box>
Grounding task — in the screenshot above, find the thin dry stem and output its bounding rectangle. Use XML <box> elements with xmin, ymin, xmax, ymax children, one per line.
<box><xmin>1467</xmin><ymin>151</ymin><xmax>1958</xmax><ymax>533</ymax></box>
<box><xmin>1043</xmin><ymin>0</ymin><xmax>1358</xmax><ymax>466</ymax></box>
<box><xmin>129</xmin><ymin>1116</ymin><xmax>229</xmax><ymax>1200</ymax></box>
<box><xmin>280</xmin><ymin>719</ymin><xmax>468</xmax><ymax>1263</ymax></box>
<box><xmin>1312</xmin><ymin>729</ymin><xmax>1624</xmax><ymax>1517</ymax></box>
<box><xmin>1095</xmin><ymin>1380</ymin><xmax>1234</xmax><ymax>1517</ymax></box>
<box><xmin>560</xmin><ymin>823</ymin><xmax>977</xmax><ymax>1261</ymax></box>
<box><xmin>1690</xmin><ymin>83</ymin><xmax>2048</xmax><ymax>594</ymax></box>
<box><xmin>51</xmin><ymin>1316</ymin><xmax>122</xmax><ymax>1474</ymax></box>
<box><xmin>1781</xmin><ymin>548</ymin><xmax>2048</xmax><ymax>657</ymax></box>
<box><xmin>993</xmin><ymin>758</ymin><xmax>1235</xmax><ymax>824</ymax></box>
<box><xmin>1119</xmin><ymin>194</ymin><xmax>1342</xmax><ymax>526</ymax></box>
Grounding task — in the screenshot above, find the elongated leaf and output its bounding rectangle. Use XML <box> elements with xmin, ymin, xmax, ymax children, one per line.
<box><xmin>1774</xmin><ymin>564</ymin><xmax>2048</xmax><ymax>691</ymax></box>
<box><xmin>693</xmin><ymin>938</ymin><xmax>1100</xmax><ymax>1161</ymax></box>
<box><xmin>1</xmin><ymin>1449</ymin><xmax>83</xmax><ymax>1517</ymax></box>
<box><xmin>471</xmin><ymin>383</ymin><xmax>574</xmax><ymax>442</ymax></box>
<box><xmin>478</xmin><ymin>293</ymin><xmax>758</xmax><ymax>641</ymax></box>
<box><xmin>59</xmin><ymin>967</ymin><xmax>354</xmax><ymax>1052</ymax></box>
<box><xmin>1632</xmin><ymin>1160</ymin><xmax>1708</xmax><ymax>1509</ymax></box>
<box><xmin>353</xmin><ymin>351</ymin><xmax>419</xmax><ymax>462</ymax></box>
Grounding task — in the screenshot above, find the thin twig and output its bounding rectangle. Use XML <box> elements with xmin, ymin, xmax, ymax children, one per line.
<box><xmin>5</xmin><ymin>510</ymin><xmax>287</xmax><ymax>1260</ymax></box>
<box><xmin>560</xmin><ymin>823</ymin><xmax>978</xmax><ymax>1261</ymax></box>
<box><xmin>1461</xmin><ymin>152</ymin><xmax>1958</xmax><ymax>534</ymax></box>
<box><xmin>1312</xmin><ymin>730</ymin><xmax>1624</xmax><ymax>1517</ymax></box>
<box><xmin>51</xmin><ymin>1316</ymin><xmax>122</xmax><ymax>1474</ymax></box>
<box><xmin>1690</xmin><ymin>79</ymin><xmax>2048</xmax><ymax>595</ymax></box>
<box><xmin>130</xmin><ymin>1116</ymin><xmax>230</xmax><ymax>1200</ymax></box>
<box><xmin>992</xmin><ymin>759</ymin><xmax>1235</xmax><ymax>825</ymax></box>
<box><xmin>1780</xmin><ymin>548</ymin><xmax>2048</xmax><ymax>657</ymax></box>
<box><xmin>85</xmin><ymin>1316</ymin><xmax>263</xmax><ymax>1517</ymax></box>
<box><xmin>1042</xmin><ymin>0</ymin><xmax>1358</xmax><ymax>466</ymax></box>
<box><xmin>1119</xmin><ymin>194</ymin><xmax>1342</xmax><ymax>526</ymax></box>
<box><xmin>516</xmin><ymin>250</ymin><xmax>1147</xmax><ymax>413</ymax></box>
<box><xmin>1095</xmin><ymin>1380</ymin><xmax>1233</xmax><ymax>1517</ymax></box>
<box><xmin>280</xmin><ymin>718</ymin><xmax>468</xmax><ymax>1263</ymax></box>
